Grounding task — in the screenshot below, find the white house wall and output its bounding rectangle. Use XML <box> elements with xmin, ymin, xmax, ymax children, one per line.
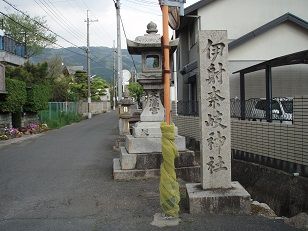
<box><xmin>229</xmin><ymin>22</ymin><xmax>308</xmax><ymax>61</ymax></box>
<box><xmin>198</xmin><ymin>0</ymin><xmax>308</xmax><ymax>41</ymax></box>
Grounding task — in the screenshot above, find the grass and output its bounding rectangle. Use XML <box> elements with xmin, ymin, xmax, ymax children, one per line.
<box><xmin>39</xmin><ymin>111</ymin><xmax>82</xmax><ymax>129</ymax></box>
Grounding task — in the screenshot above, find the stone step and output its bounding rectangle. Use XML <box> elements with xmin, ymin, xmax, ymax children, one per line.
<box><xmin>125</xmin><ymin>135</ymin><xmax>186</xmax><ymax>153</ymax></box>
<box><xmin>113</xmin><ymin>158</ymin><xmax>200</xmax><ymax>182</ymax></box>
<box><xmin>135</xmin><ymin>150</ymin><xmax>197</xmax><ymax>170</ymax></box>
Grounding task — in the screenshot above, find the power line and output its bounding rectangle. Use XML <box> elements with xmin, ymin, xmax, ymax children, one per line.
<box><xmin>0</xmin><ymin>11</ymin><xmax>104</xmax><ymax>63</ymax></box>
<box><xmin>119</xmin><ymin>14</ymin><xmax>137</xmax><ymax>72</ymax></box>
<box><xmin>126</xmin><ymin>0</ymin><xmax>158</xmax><ymax>7</ymax></box>
<box><xmin>34</xmin><ymin>0</ymin><xmax>86</xmax><ymax>46</ymax></box>
<box><xmin>43</xmin><ymin>0</ymin><xmax>87</xmax><ymax>42</ymax></box>
<box><xmin>121</xmin><ymin>3</ymin><xmax>162</xmax><ymax>16</ymax></box>
<box><xmin>1</xmin><ymin>0</ymin><xmax>86</xmax><ymax>51</ymax></box>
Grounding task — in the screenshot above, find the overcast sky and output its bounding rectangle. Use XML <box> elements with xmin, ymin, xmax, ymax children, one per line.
<box><xmin>1</xmin><ymin>0</ymin><xmax>199</xmax><ymax>49</ymax></box>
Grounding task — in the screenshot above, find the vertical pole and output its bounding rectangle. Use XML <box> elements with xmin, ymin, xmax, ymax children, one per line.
<box><xmin>86</xmin><ymin>10</ymin><xmax>92</xmax><ymax>119</ymax></box>
<box><xmin>24</xmin><ymin>31</ymin><xmax>27</xmax><ymax>58</ymax></box>
<box><xmin>173</xmin><ymin>31</ymin><xmax>178</xmax><ymax>116</ymax></box>
<box><xmin>162</xmin><ymin>5</ymin><xmax>171</xmax><ymax>124</ymax></box>
<box><xmin>240</xmin><ymin>72</ymin><xmax>246</xmax><ymax>120</ymax></box>
<box><xmin>266</xmin><ymin>65</ymin><xmax>272</xmax><ymax>122</ymax></box>
<box><xmin>113</xmin><ymin>40</ymin><xmax>116</xmax><ymax>110</ymax></box>
<box><xmin>116</xmin><ymin>0</ymin><xmax>123</xmax><ymax>100</ymax></box>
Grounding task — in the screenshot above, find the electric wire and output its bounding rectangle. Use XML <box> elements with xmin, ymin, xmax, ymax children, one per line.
<box><xmin>34</xmin><ymin>0</ymin><xmax>86</xmax><ymax>45</ymax></box>
<box><xmin>1</xmin><ymin>0</ymin><xmax>87</xmax><ymax>51</ymax></box>
<box><xmin>44</xmin><ymin>0</ymin><xmax>87</xmax><ymax>42</ymax></box>
<box><xmin>0</xmin><ymin>11</ymin><xmax>103</xmax><ymax>63</ymax></box>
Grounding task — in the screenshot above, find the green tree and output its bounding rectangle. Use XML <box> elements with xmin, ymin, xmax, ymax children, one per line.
<box><xmin>70</xmin><ymin>72</ymin><xmax>109</xmax><ymax>101</ymax></box>
<box><xmin>127</xmin><ymin>82</ymin><xmax>144</xmax><ymax>107</ymax></box>
<box><xmin>1</xmin><ymin>13</ymin><xmax>57</xmax><ymax>57</ymax></box>
<box><xmin>91</xmin><ymin>77</ymin><xmax>108</xmax><ymax>101</ymax></box>
<box><xmin>70</xmin><ymin>70</ymin><xmax>88</xmax><ymax>100</ymax></box>
<box><xmin>6</xmin><ymin>61</ymin><xmax>49</xmax><ymax>86</ymax></box>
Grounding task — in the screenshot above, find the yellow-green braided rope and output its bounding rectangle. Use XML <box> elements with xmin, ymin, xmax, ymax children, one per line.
<box><xmin>159</xmin><ymin>122</ymin><xmax>180</xmax><ymax>217</ymax></box>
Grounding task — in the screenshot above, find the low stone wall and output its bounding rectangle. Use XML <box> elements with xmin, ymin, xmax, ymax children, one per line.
<box><xmin>0</xmin><ymin>113</ymin><xmax>11</xmax><ymax>129</ymax></box>
<box><xmin>232</xmin><ymin>159</ymin><xmax>308</xmax><ymax>217</ymax></box>
<box><xmin>21</xmin><ymin>112</ymin><xmax>39</xmax><ymax>127</ymax></box>
<box><xmin>77</xmin><ymin>101</ymin><xmax>110</xmax><ymax>116</ymax></box>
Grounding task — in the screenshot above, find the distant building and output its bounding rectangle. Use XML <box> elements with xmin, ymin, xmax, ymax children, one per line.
<box><xmin>63</xmin><ymin>65</ymin><xmax>84</xmax><ymax>76</ymax></box>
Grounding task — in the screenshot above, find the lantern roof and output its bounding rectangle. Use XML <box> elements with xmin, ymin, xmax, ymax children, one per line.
<box><xmin>119</xmin><ymin>92</ymin><xmax>134</xmax><ymax>106</ymax></box>
<box><xmin>127</xmin><ymin>21</ymin><xmax>178</xmax><ymax>55</ymax></box>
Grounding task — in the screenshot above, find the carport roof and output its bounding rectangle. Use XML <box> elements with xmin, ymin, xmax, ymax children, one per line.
<box><xmin>233</xmin><ymin>49</ymin><xmax>308</xmax><ymax>74</ymax></box>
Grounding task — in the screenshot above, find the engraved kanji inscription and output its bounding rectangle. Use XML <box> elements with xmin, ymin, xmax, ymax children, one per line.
<box><xmin>149</xmin><ymin>93</ymin><xmax>160</xmax><ymax>114</ymax></box>
<box><xmin>206</xmin><ymin>131</ymin><xmax>226</xmax><ymax>154</ymax></box>
<box><xmin>205</xmin><ymin>110</ymin><xmax>227</xmax><ymax>129</ymax></box>
<box><xmin>206</xmin><ymin>86</ymin><xmax>225</xmax><ymax>109</ymax></box>
<box><xmin>207</xmin><ymin>156</ymin><xmax>228</xmax><ymax>174</ymax></box>
<box><xmin>206</xmin><ymin>63</ymin><xmax>225</xmax><ymax>85</ymax></box>
<box><xmin>207</xmin><ymin>156</ymin><xmax>215</xmax><ymax>174</ymax></box>
<box><xmin>206</xmin><ymin>39</ymin><xmax>225</xmax><ymax>62</ymax></box>
<box><xmin>141</xmin><ymin>129</ymin><xmax>149</xmax><ymax>136</ymax></box>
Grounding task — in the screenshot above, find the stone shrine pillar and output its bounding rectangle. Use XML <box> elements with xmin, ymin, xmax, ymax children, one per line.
<box><xmin>186</xmin><ymin>30</ymin><xmax>251</xmax><ymax>214</ymax></box>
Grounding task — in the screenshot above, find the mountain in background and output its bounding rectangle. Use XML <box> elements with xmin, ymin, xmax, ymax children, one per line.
<box><xmin>31</xmin><ymin>46</ymin><xmax>141</xmax><ymax>82</ymax></box>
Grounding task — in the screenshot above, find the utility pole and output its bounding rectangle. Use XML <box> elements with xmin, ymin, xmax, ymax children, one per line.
<box><xmin>115</xmin><ymin>0</ymin><xmax>123</xmax><ymax>100</ymax></box>
<box><xmin>85</xmin><ymin>10</ymin><xmax>98</xmax><ymax>119</ymax></box>
<box><xmin>113</xmin><ymin>40</ymin><xmax>116</xmax><ymax>110</ymax></box>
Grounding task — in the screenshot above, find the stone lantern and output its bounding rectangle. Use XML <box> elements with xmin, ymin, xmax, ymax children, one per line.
<box><xmin>118</xmin><ymin>92</ymin><xmax>134</xmax><ymax>135</ymax></box>
<box><xmin>126</xmin><ymin>21</ymin><xmax>179</xmax><ymax>137</ymax></box>
<box><xmin>113</xmin><ymin>22</ymin><xmax>200</xmax><ymax>178</ymax></box>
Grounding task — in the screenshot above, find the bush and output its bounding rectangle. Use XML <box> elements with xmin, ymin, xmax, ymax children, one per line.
<box><xmin>24</xmin><ymin>84</ymin><xmax>51</xmax><ymax>112</ymax></box>
<box><xmin>0</xmin><ymin>78</ymin><xmax>27</xmax><ymax>113</ymax></box>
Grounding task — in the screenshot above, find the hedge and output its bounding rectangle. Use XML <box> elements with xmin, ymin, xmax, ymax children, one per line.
<box><xmin>24</xmin><ymin>84</ymin><xmax>51</xmax><ymax>112</ymax></box>
<box><xmin>0</xmin><ymin>78</ymin><xmax>27</xmax><ymax>113</ymax></box>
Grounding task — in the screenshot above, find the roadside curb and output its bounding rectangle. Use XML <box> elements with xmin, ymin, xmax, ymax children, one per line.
<box><xmin>0</xmin><ymin>133</ymin><xmax>44</xmax><ymax>149</ymax></box>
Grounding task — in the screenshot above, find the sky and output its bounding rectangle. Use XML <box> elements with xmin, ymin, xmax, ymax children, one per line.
<box><xmin>0</xmin><ymin>0</ymin><xmax>200</xmax><ymax>49</ymax></box>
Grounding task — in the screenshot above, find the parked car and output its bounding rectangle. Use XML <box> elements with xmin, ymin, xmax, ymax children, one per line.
<box><xmin>247</xmin><ymin>98</ymin><xmax>293</xmax><ymax>122</ymax></box>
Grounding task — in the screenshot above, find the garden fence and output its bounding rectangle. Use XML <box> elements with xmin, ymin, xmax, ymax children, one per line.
<box><xmin>39</xmin><ymin>102</ymin><xmax>78</xmax><ymax>122</ymax></box>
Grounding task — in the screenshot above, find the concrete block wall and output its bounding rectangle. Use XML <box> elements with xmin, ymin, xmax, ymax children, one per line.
<box><xmin>77</xmin><ymin>101</ymin><xmax>110</xmax><ymax>116</ymax></box>
<box><xmin>172</xmin><ymin>115</ymin><xmax>200</xmax><ymax>141</ymax></box>
<box><xmin>231</xmin><ymin>96</ymin><xmax>308</xmax><ymax>166</ymax></box>
<box><xmin>174</xmin><ymin>96</ymin><xmax>308</xmax><ymax>167</ymax></box>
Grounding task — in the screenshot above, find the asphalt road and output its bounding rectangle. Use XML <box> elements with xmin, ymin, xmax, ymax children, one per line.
<box><xmin>0</xmin><ymin>112</ymin><xmax>300</xmax><ymax>231</ymax></box>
